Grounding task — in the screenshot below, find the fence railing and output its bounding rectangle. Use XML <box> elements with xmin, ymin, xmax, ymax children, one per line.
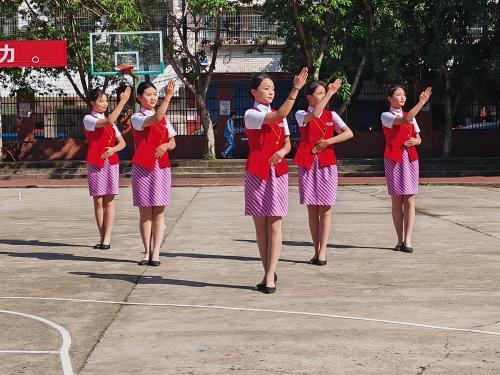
<box><xmin>2</xmin><ymin>93</ymin><xmax>499</xmax><ymax>142</ymax></box>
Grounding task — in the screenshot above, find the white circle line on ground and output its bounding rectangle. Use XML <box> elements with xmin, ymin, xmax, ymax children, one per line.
<box><xmin>1</xmin><ymin>296</ymin><xmax>499</xmax><ymax>337</ymax></box>
<box><xmin>0</xmin><ymin>309</ymin><xmax>74</xmax><ymax>375</ymax></box>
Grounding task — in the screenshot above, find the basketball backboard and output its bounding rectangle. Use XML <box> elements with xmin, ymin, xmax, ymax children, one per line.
<box><xmin>89</xmin><ymin>31</ymin><xmax>164</xmax><ymax>76</ymax></box>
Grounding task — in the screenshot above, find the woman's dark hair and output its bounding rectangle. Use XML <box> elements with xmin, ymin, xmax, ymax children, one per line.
<box><xmin>387</xmin><ymin>84</ymin><xmax>406</xmax><ymax>97</ymax></box>
<box><xmin>136</xmin><ymin>82</ymin><xmax>157</xmax><ymax>104</ymax></box>
<box><xmin>230</xmin><ymin>111</ymin><xmax>237</xmax><ymax>117</ymax></box>
<box><xmin>304</xmin><ymin>80</ymin><xmax>326</xmax><ymax>100</ymax></box>
<box><xmin>88</xmin><ymin>88</ymin><xmax>105</xmax><ymax>103</ymax></box>
<box><xmin>249</xmin><ymin>72</ymin><xmax>272</xmax><ymax>97</ymax></box>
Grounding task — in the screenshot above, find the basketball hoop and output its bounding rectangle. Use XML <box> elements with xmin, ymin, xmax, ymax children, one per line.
<box><xmin>115</xmin><ymin>63</ymin><xmax>135</xmax><ymax>76</ymax></box>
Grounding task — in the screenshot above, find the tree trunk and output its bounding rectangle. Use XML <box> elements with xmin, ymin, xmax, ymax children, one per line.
<box><xmin>197</xmin><ymin>96</ymin><xmax>215</xmax><ymax>157</ymax></box>
<box><xmin>338</xmin><ymin>56</ymin><xmax>367</xmax><ymax>116</ymax></box>
<box><xmin>442</xmin><ymin>68</ymin><xmax>453</xmax><ymax>158</ymax></box>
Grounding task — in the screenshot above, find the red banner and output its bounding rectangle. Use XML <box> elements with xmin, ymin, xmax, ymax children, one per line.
<box><xmin>0</xmin><ymin>40</ymin><xmax>67</xmax><ymax>68</ymax></box>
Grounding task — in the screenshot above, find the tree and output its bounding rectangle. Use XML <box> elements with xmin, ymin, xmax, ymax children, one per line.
<box><xmin>408</xmin><ymin>0</ymin><xmax>500</xmax><ymax>157</ymax></box>
<box><xmin>140</xmin><ymin>0</ymin><xmax>237</xmax><ymax>159</ymax></box>
<box><xmin>259</xmin><ymin>0</ymin><xmax>410</xmax><ymax>113</ymax></box>
<box><xmin>0</xmin><ymin>0</ymin><xmax>143</xmax><ymax>104</ymax></box>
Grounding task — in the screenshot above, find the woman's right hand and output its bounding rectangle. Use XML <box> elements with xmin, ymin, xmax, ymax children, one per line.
<box><xmin>293</xmin><ymin>67</ymin><xmax>309</xmax><ymax>90</ymax></box>
<box><xmin>164</xmin><ymin>80</ymin><xmax>175</xmax><ymax>99</ymax></box>
<box><xmin>419</xmin><ymin>87</ymin><xmax>432</xmax><ymax>104</ymax></box>
<box><xmin>327</xmin><ymin>78</ymin><xmax>342</xmax><ymax>94</ymax></box>
<box><xmin>119</xmin><ymin>87</ymin><xmax>131</xmax><ymax>103</ymax></box>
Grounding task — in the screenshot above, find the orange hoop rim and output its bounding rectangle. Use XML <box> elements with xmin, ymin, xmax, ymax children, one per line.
<box><xmin>115</xmin><ymin>64</ymin><xmax>135</xmax><ymax>75</ymax></box>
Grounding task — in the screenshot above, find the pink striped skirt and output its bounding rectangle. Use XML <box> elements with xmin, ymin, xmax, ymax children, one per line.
<box><xmin>132</xmin><ymin>162</ymin><xmax>171</xmax><ymax>207</ymax></box>
<box><xmin>244</xmin><ymin>167</ymin><xmax>288</xmax><ymax>217</ymax></box>
<box><xmin>384</xmin><ymin>150</ymin><xmax>419</xmax><ymax>196</ymax></box>
<box><xmin>298</xmin><ymin>156</ymin><xmax>338</xmax><ymax>206</ymax></box>
<box><xmin>87</xmin><ymin>160</ymin><xmax>119</xmax><ymax>197</ymax></box>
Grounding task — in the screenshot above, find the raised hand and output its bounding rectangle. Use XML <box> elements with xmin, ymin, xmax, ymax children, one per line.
<box><xmin>327</xmin><ymin>78</ymin><xmax>342</xmax><ymax>94</ymax></box>
<box><xmin>419</xmin><ymin>87</ymin><xmax>432</xmax><ymax>104</ymax></box>
<box><xmin>164</xmin><ymin>80</ymin><xmax>175</xmax><ymax>99</ymax></box>
<box><xmin>119</xmin><ymin>86</ymin><xmax>131</xmax><ymax>103</ymax></box>
<box><xmin>293</xmin><ymin>67</ymin><xmax>309</xmax><ymax>90</ymax></box>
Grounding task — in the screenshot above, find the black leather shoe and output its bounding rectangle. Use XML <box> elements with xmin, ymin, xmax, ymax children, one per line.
<box><xmin>137</xmin><ymin>259</ymin><xmax>149</xmax><ymax>266</ymax></box>
<box><xmin>316</xmin><ymin>259</ymin><xmax>327</xmax><ymax>266</ymax></box>
<box><xmin>401</xmin><ymin>246</ymin><xmax>414</xmax><ymax>253</ymax></box>
<box><xmin>100</xmin><ymin>244</ymin><xmax>111</xmax><ymax>250</ymax></box>
<box><xmin>149</xmin><ymin>260</ymin><xmax>161</xmax><ymax>266</ymax></box>
<box><xmin>264</xmin><ymin>286</ymin><xmax>276</xmax><ymax>294</ymax></box>
<box><xmin>394</xmin><ymin>243</ymin><xmax>404</xmax><ymax>251</ymax></box>
<box><xmin>93</xmin><ymin>243</ymin><xmax>102</xmax><ymax>249</ymax></box>
<box><xmin>255</xmin><ymin>273</ymin><xmax>277</xmax><ymax>291</ymax></box>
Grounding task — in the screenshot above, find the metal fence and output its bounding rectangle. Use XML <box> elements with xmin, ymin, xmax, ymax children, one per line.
<box><xmin>0</xmin><ymin>93</ymin><xmax>215</xmax><ymax>141</ymax></box>
<box><xmin>201</xmin><ymin>9</ymin><xmax>285</xmax><ymax>46</ymax></box>
<box><xmin>452</xmin><ymin>102</ymin><xmax>499</xmax><ymax>130</ymax></box>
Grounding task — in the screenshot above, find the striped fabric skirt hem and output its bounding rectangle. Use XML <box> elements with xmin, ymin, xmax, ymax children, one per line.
<box><xmin>384</xmin><ymin>150</ymin><xmax>419</xmax><ymax>196</ymax></box>
<box><xmin>298</xmin><ymin>156</ymin><xmax>338</xmax><ymax>206</ymax></box>
<box><xmin>87</xmin><ymin>160</ymin><xmax>119</xmax><ymax>197</ymax></box>
<box><xmin>131</xmin><ymin>162</ymin><xmax>171</xmax><ymax>207</ymax></box>
<box><xmin>244</xmin><ymin>166</ymin><xmax>288</xmax><ymax>217</ymax></box>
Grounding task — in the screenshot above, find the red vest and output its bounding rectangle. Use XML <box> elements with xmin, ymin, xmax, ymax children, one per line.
<box><xmin>132</xmin><ymin>114</ymin><xmax>171</xmax><ymax>171</ymax></box>
<box><xmin>245</xmin><ymin>108</ymin><xmax>288</xmax><ymax>180</ymax></box>
<box><xmin>383</xmin><ymin>111</ymin><xmax>419</xmax><ymax>163</ymax></box>
<box><xmin>293</xmin><ymin>110</ymin><xmax>337</xmax><ymax>170</ymax></box>
<box><xmin>84</xmin><ymin>115</ymin><xmax>119</xmax><ymax>168</ymax></box>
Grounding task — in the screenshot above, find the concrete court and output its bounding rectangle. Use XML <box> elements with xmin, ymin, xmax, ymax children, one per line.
<box><xmin>0</xmin><ymin>184</ymin><xmax>499</xmax><ymax>375</ymax></box>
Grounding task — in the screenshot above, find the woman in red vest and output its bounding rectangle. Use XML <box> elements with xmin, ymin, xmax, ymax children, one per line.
<box><xmin>83</xmin><ymin>86</ymin><xmax>130</xmax><ymax>250</ymax></box>
<box><xmin>131</xmin><ymin>81</ymin><xmax>176</xmax><ymax>266</ymax></box>
<box><xmin>381</xmin><ymin>85</ymin><xmax>432</xmax><ymax>253</ymax></box>
<box><xmin>294</xmin><ymin>80</ymin><xmax>353</xmax><ymax>266</ymax></box>
<box><xmin>244</xmin><ymin>67</ymin><xmax>308</xmax><ymax>294</ymax></box>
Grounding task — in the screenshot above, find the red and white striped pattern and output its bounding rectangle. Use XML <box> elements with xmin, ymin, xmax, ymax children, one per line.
<box><xmin>244</xmin><ymin>167</ymin><xmax>288</xmax><ymax>217</ymax></box>
<box><xmin>298</xmin><ymin>156</ymin><xmax>338</xmax><ymax>205</ymax></box>
<box><xmin>384</xmin><ymin>150</ymin><xmax>419</xmax><ymax>196</ymax></box>
<box><xmin>131</xmin><ymin>162</ymin><xmax>171</xmax><ymax>207</ymax></box>
<box><xmin>87</xmin><ymin>160</ymin><xmax>119</xmax><ymax>197</ymax></box>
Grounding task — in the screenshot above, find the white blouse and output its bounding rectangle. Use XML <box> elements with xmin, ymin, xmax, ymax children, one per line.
<box><xmin>381</xmin><ymin>107</ymin><xmax>421</xmax><ymax>132</ymax></box>
<box><xmin>244</xmin><ymin>102</ymin><xmax>290</xmax><ymax>136</ymax></box>
<box><xmin>83</xmin><ymin>111</ymin><xmax>121</xmax><ymax>135</ymax></box>
<box><xmin>295</xmin><ymin>106</ymin><xmax>347</xmax><ymax>133</ymax></box>
<box><xmin>131</xmin><ymin>107</ymin><xmax>177</xmax><ymax>138</ymax></box>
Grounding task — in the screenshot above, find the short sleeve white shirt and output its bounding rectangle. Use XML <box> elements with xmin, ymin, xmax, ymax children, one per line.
<box><xmin>244</xmin><ymin>102</ymin><xmax>290</xmax><ymax>136</ymax></box>
<box><xmin>83</xmin><ymin>111</ymin><xmax>121</xmax><ymax>135</ymax></box>
<box><xmin>295</xmin><ymin>106</ymin><xmax>347</xmax><ymax>133</ymax></box>
<box><xmin>131</xmin><ymin>108</ymin><xmax>177</xmax><ymax>138</ymax></box>
<box><xmin>381</xmin><ymin>107</ymin><xmax>421</xmax><ymax>132</ymax></box>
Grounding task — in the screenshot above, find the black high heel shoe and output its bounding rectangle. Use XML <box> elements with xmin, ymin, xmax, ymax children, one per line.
<box><xmin>93</xmin><ymin>243</ymin><xmax>102</xmax><ymax>249</ymax></box>
<box><xmin>137</xmin><ymin>259</ymin><xmax>149</xmax><ymax>266</ymax></box>
<box><xmin>100</xmin><ymin>244</ymin><xmax>111</xmax><ymax>250</ymax></box>
<box><xmin>148</xmin><ymin>260</ymin><xmax>161</xmax><ymax>266</ymax></box>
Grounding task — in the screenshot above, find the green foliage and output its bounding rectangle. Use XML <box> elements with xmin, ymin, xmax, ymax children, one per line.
<box><xmin>0</xmin><ymin>0</ymin><xmax>144</xmax><ymax>100</ymax></box>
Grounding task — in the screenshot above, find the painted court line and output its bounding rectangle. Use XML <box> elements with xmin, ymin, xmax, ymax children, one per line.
<box><xmin>0</xmin><ymin>309</ymin><xmax>74</xmax><ymax>375</ymax></box>
<box><xmin>1</xmin><ymin>296</ymin><xmax>500</xmax><ymax>337</ymax></box>
<box><xmin>431</xmin><ymin>187</ymin><xmax>500</xmax><ymax>206</ymax></box>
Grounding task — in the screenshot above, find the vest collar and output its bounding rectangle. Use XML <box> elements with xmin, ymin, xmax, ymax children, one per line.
<box><xmin>254</xmin><ymin>102</ymin><xmax>271</xmax><ymax>113</ymax></box>
<box><xmin>390</xmin><ymin>106</ymin><xmax>403</xmax><ymax>115</ymax></box>
<box><xmin>90</xmin><ymin>111</ymin><xmax>105</xmax><ymax>118</ymax></box>
<box><xmin>140</xmin><ymin>107</ymin><xmax>155</xmax><ymax>116</ymax></box>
